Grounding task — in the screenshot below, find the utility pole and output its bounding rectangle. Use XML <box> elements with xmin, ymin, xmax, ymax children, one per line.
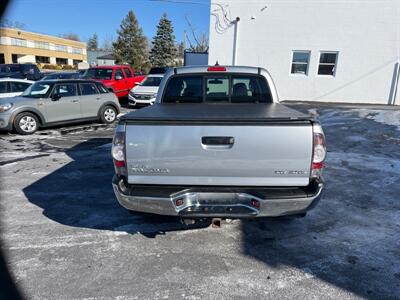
<box><xmin>183</xmin><ymin>30</ymin><xmax>187</xmax><ymax>50</ymax></box>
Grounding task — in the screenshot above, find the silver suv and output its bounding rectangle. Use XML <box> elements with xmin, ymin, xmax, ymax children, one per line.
<box><xmin>0</xmin><ymin>79</ymin><xmax>120</xmax><ymax>134</ymax></box>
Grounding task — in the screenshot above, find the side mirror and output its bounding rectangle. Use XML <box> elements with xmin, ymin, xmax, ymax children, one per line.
<box><xmin>51</xmin><ymin>93</ymin><xmax>61</xmax><ymax>101</ymax></box>
<box><xmin>115</xmin><ymin>75</ymin><xmax>123</xmax><ymax>81</ymax></box>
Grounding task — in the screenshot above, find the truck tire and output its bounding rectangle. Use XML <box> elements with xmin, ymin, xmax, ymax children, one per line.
<box><xmin>100</xmin><ymin>106</ymin><xmax>117</xmax><ymax>124</ymax></box>
<box><xmin>14</xmin><ymin>112</ymin><xmax>39</xmax><ymax>135</ymax></box>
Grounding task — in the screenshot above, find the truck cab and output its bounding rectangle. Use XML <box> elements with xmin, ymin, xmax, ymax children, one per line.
<box><xmin>84</xmin><ymin>65</ymin><xmax>146</xmax><ymax>98</ymax></box>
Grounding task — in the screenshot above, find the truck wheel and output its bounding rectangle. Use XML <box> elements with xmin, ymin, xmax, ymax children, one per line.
<box><xmin>100</xmin><ymin>106</ymin><xmax>117</xmax><ymax>124</ymax></box>
<box><xmin>14</xmin><ymin>112</ymin><xmax>39</xmax><ymax>135</ymax></box>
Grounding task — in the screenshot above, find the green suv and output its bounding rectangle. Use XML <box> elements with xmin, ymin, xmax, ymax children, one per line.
<box><xmin>0</xmin><ymin>79</ymin><xmax>121</xmax><ymax>134</ymax></box>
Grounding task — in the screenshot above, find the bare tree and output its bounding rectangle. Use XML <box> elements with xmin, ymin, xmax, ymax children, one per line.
<box><xmin>185</xmin><ymin>15</ymin><xmax>209</xmax><ymax>52</ymax></box>
<box><xmin>101</xmin><ymin>34</ymin><xmax>115</xmax><ymax>51</ymax></box>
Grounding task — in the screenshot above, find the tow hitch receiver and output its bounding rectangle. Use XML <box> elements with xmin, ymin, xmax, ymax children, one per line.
<box><xmin>212</xmin><ymin>218</ymin><xmax>222</xmax><ymax>228</ymax></box>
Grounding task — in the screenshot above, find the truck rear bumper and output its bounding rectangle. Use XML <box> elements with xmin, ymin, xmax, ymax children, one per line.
<box><xmin>112</xmin><ymin>175</ymin><xmax>324</xmax><ymax>218</ymax></box>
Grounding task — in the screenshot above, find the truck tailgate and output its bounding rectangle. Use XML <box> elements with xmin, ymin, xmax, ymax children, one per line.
<box><xmin>125</xmin><ymin>106</ymin><xmax>313</xmax><ymax>187</ymax></box>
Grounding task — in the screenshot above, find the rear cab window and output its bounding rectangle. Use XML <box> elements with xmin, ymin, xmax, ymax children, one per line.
<box><xmin>231</xmin><ymin>76</ymin><xmax>271</xmax><ymax>103</ymax></box>
<box><xmin>85</xmin><ymin>68</ymin><xmax>113</xmax><ymax>80</ymax></box>
<box><xmin>163</xmin><ymin>76</ymin><xmax>203</xmax><ymax>103</ymax></box>
<box><xmin>206</xmin><ymin>76</ymin><xmax>229</xmax><ymax>103</ymax></box>
<box><xmin>163</xmin><ymin>74</ymin><xmax>272</xmax><ymax>103</ymax></box>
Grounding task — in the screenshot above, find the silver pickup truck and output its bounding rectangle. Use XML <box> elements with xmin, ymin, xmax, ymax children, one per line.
<box><xmin>112</xmin><ymin>66</ymin><xmax>326</xmax><ymax>219</ymax></box>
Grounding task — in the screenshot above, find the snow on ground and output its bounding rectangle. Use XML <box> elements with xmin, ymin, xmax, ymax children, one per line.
<box><xmin>357</xmin><ymin>109</ymin><xmax>400</xmax><ymax>131</ymax></box>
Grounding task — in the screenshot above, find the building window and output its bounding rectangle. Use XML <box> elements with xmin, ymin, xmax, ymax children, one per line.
<box><xmin>72</xmin><ymin>47</ymin><xmax>82</xmax><ymax>54</ymax></box>
<box><xmin>291</xmin><ymin>51</ymin><xmax>310</xmax><ymax>75</ymax></box>
<box><xmin>34</xmin><ymin>41</ymin><xmax>49</xmax><ymax>49</ymax></box>
<box><xmin>55</xmin><ymin>44</ymin><xmax>68</xmax><ymax>52</ymax></box>
<box><xmin>36</xmin><ymin>56</ymin><xmax>50</xmax><ymax>64</ymax></box>
<box><xmin>318</xmin><ymin>52</ymin><xmax>338</xmax><ymax>76</ymax></box>
<box><xmin>10</xmin><ymin>38</ymin><xmax>27</xmax><ymax>47</ymax></box>
<box><xmin>56</xmin><ymin>57</ymin><xmax>68</xmax><ymax>65</ymax></box>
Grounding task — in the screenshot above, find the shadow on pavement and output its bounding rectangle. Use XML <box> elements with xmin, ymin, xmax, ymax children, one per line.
<box><xmin>23</xmin><ymin>138</ymin><xmax>210</xmax><ymax>238</ymax></box>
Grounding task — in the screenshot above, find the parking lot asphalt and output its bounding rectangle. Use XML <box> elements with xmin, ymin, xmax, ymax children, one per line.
<box><xmin>0</xmin><ymin>103</ymin><xmax>400</xmax><ymax>299</ymax></box>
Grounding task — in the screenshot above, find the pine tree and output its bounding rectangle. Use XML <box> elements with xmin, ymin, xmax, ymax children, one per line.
<box><xmin>87</xmin><ymin>33</ymin><xmax>98</xmax><ymax>51</ymax></box>
<box><xmin>113</xmin><ymin>11</ymin><xmax>148</xmax><ymax>70</ymax></box>
<box><xmin>149</xmin><ymin>13</ymin><xmax>177</xmax><ymax>67</ymax></box>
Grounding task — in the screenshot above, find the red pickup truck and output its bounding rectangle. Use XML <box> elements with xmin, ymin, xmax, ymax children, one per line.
<box><xmin>84</xmin><ymin>65</ymin><xmax>146</xmax><ymax>98</ymax></box>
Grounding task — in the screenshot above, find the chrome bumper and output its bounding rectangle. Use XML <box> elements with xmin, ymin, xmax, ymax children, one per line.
<box><xmin>128</xmin><ymin>94</ymin><xmax>155</xmax><ymax>105</ymax></box>
<box><xmin>112</xmin><ymin>175</ymin><xmax>324</xmax><ymax>218</ymax></box>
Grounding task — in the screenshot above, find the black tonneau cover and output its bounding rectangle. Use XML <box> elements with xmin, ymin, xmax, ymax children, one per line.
<box><xmin>120</xmin><ymin>103</ymin><xmax>313</xmax><ymax>124</ymax></box>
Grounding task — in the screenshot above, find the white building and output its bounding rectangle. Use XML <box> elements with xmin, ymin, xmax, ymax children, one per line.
<box><xmin>208</xmin><ymin>0</ymin><xmax>400</xmax><ymax>105</ymax></box>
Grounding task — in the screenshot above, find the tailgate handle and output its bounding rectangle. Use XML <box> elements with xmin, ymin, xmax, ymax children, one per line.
<box><xmin>201</xmin><ymin>136</ymin><xmax>234</xmax><ymax>149</ymax></box>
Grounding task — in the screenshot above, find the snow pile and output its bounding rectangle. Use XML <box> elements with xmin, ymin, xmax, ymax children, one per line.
<box><xmin>357</xmin><ymin>109</ymin><xmax>400</xmax><ymax>131</ymax></box>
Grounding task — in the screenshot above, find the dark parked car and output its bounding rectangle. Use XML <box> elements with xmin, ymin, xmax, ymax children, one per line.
<box><xmin>0</xmin><ymin>63</ymin><xmax>43</xmax><ymax>81</ymax></box>
<box><xmin>41</xmin><ymin>71</ymin><xmax>81</xmax><ymax>80</ymax></box>
<box><xmin>148</xmin><ymin>67</ymin><xmax>170</xmax><ymax>75</ymax></box>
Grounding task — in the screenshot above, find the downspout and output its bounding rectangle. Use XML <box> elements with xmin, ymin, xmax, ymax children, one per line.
<box><xmin>389</xmin><ymin>62</ymin><xmax>399</xmax><ymax>105</ymax></box>
<box><xmin>232</xmin><ymin>17</ymin><xmax>240</xmax><ymax>66</ymax></box>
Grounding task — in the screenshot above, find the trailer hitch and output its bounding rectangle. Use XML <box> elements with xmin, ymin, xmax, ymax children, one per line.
<box><xmin>211</xmin><ymin>218</ymin><xmax>222</xmax><ymax>228</ymax></box>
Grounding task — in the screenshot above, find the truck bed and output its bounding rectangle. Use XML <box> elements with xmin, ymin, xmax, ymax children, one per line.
<box><xmin>121</xmin><ymin>103</ymin><xmax>315</xmax><ymax>187</ymax></box>
<box><xmin>120</xmin><ymin>103</ymin><xmax>314</xmax><ymax>124</ymax></box>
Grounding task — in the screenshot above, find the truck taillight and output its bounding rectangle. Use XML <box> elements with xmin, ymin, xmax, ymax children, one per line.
<box><xmin>207</xmin><ymin>66</ymin><xmax>226</xmax><ymax>72</ymax></box>
<box><xmin>311</xmin><ymin>123</ymin><xmax>326</xmax><ymax>179</ymax></box>
<box><xmin>112</xmin><ymin>124</ymin><xmax>126</xmax><ymax>175</ymax></box>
